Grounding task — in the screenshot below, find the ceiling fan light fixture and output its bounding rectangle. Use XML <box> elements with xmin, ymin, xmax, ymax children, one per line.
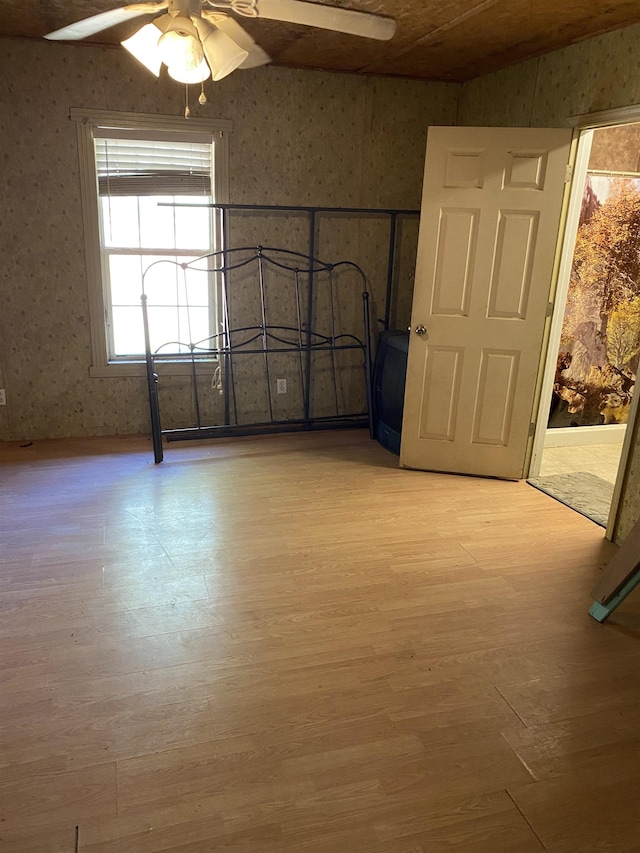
<box><xmin>157</xmin><ymin>16</ymin><xmax>204</xmax><ymax>72</ymax></box>
<box><xmin>47</xmin><ymin>0</ymin><xmax>395</xmax><ymax>113</ymax></box>
<box><xmin>200</xmin><ymin>27</ymin><xmax>249</xmax><ymax>81</ymax></box>
<box><xmin>120</xmin><ymin>22</ymin><xmax>163</xmax><ymax>76</ymax></box>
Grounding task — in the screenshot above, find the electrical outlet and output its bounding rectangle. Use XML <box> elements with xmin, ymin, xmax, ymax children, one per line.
<box><xmin>0</xmin><ymin>389</ymin><xmax>5</xmax><ymax>406</ymax></box>
<box><xmin>276</xmin><ymin>379</ymin><xmax>287</xmax><ymax>394</ymax></box>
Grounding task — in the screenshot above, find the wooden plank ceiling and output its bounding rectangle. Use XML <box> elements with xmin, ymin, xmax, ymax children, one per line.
<box><xmin>2</xmin><ymin>0</ymin><xmax>640</xmax><ymax>82</ymax></box>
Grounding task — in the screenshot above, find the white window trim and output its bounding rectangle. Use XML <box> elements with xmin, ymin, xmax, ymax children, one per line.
<box><xmin>72</xmin><ymin>108</ymin><xmax>231</xmax><ymax>378</ymax></box>
<box><xmin>566</xmin><ymin>102</ymin><xmax>640</xmax><ymax>129</ymax></box>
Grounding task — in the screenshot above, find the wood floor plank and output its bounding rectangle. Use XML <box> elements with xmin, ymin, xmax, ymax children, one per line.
<box><xmin>371</xmin><ymin>788</ymin><xmax>544</xmax><ymax>852</ymax></box>
<box><xmin>0</xmin><ymin>761</ymin><xmax>117</xmax><ymax>832</ymax></box>
<box><xmin>495</xmin><ymin>669</ymin><xmax>640</xmax><ymax>728</ymax></box>
<box><xmin>0</xmin><ymin>430</ymin><xmax>637</xmax><ymax>851</ymax></box>
<box><xmin>0</xmin><ymin>599</ymin><xmax>226</xmax><ymax>656</ymax></box>
<box><xmin>509</xmin><ymin>774</ymin><xmax>640</xmax><ymax>851</ymax></box>
<box><xmin>78</xmin><ymin>806</ymin><xmax>226</xmax><ymax>853</ymax></box>
<box><xmin>0</xmin><ymin>697</ymin><xmax>216</xmax><ymax>771</ymax></box>
<box><xmin>0</xmin><ymin>825</ymin><xmax>78</xmax><ymax>853</ymax></box>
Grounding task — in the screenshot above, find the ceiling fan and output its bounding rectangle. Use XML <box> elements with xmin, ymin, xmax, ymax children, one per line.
<box><xmin>45</xmin><ymin>0</ymin><xmax>396</xmax><ymax>91</ymax></box>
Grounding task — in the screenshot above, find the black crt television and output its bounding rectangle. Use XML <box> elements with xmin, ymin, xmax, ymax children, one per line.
<box><xmin>373</xmin><ymin>330</ymin><xmax>409</xmax><ymax>455</ymax></box>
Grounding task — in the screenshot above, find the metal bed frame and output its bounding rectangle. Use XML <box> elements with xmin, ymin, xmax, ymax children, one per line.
<box><xmin>211</xmin><ymin>202</ymin><xmax>420</xmax><ymax>332</ymax></box>
<box><xmin>143</xmin><ymin>245</ymin><xmax>374</xmax><ymax>463</ymax></box>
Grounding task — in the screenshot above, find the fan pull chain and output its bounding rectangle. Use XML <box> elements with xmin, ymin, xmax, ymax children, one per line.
<box><xmin>184</xmin><ymin>84</ymin><xmax>190</xmax><ymax>119</ymax></box>
<box><xmin>199</xmin><ymin>82</ymin><xmax>207</xmax><ymax>105</ymax></box>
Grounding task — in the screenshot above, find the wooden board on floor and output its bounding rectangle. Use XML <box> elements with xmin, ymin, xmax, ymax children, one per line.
<box><xmin>591</xmin><ymin>517</ymin><xmax>640</xmax><ymax>604</ymax></box>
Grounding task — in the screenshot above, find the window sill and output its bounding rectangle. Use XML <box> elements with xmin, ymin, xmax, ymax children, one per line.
<box><xmin>89</xmin><ymin>360</ymin><xmax>220</xmax><ymax>379</ymax></box>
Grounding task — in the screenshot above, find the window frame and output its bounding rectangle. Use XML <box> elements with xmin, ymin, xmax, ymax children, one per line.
<box><xmin>72</xmin><ymin>108</ymin><xmax>231</xmax><ymax>377</ymax></box>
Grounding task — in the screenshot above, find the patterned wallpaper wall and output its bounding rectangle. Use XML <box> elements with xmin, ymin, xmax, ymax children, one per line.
<box><xmin>458</xmin><ymin>23</ymin><xmax>640</xmax><ymax>128</ymax></box>
<box><xmin>457</xmin><ymin>57</ymin><xmax>540</xmax><ymax>127</ymax></box>
<box><xmin>457</xmin><ymin>23</ymin><xmax>640</xmax><ymax>541</ymax></box>
<box><xmin>0</xmin><ymin>37</ymin><xmax>458</xmax><ymax>443</ymax></box>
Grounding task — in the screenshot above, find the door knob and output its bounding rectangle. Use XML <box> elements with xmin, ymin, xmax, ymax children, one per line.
<box><xmin>414</xmin><ymin>324</ymin><xmax>427</xmax><ymax>336</ymax></box>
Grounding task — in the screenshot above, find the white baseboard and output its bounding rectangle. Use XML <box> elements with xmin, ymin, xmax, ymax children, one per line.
<box><xmin>544</xmin><ymin>424</ymin><xmax>627</xmax><ymax>447</ymax></box>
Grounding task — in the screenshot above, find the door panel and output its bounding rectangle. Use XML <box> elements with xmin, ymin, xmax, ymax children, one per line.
<box><xmin>472</xmin><ymin>349</ymin><xmax>519</xmax><ymax>446</ymax></box>
<box><xmin>400</xmin><ymin>126</ymin><xmax>572</xmax><ymax>479</ymax></box>
<box><xmin>419</xmin><ymin>346</ymin><xmax>463</xmax><ymax>441</ymax></box>
<box><xmin>432</xmin><ymin>208</ymin><xmax>478</xmax><ymax>316</ymax></box>
<box><xmin>488</xmin><ymin>210</ymin><xmax>538</xmax><ymax>319</ymax></box>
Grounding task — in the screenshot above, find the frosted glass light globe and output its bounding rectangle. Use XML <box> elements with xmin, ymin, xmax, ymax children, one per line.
<box><xmin>158</xmin><ymin>21</ymin><xmax>204</xmax><ymax>72</ymax></box>
<box><xmin>168</xmin><ymin>58</ymin><xmax>211</xmax><ymax>84</ymax></box>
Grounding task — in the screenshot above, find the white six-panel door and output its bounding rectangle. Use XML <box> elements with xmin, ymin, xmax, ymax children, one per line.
<box><xmin>400</xmin><ymin>126</ymin><xmax>573</xmax><ymax>479</ymax></box>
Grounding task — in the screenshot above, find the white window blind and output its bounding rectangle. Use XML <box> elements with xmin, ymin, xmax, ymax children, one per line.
<box><xmin>94</xmin><ymin>130</ymin><xmax>213</xmax><ymax>197</ymax></box>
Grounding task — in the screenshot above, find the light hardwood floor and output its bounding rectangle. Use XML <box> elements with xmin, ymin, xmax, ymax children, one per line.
<box><xmin>1</xmin><ymin>430</ymin><xmax>640</xmax><ymax>852</ymax></box>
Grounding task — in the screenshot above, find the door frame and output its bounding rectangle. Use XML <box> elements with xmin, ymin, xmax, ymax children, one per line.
<box><xmin>528</xmin><ymin>102</ymin><xmax>640</xmax><ymax>541</ymax></box>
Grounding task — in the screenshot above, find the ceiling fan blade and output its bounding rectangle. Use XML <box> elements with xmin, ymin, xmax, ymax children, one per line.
<box><xmin>252</xmin><ymin>0</ymin><xmax>396</xmax><ymax>41</ymax></box>
<box><xmin>202</xmin><ymin>11</ymin><xmax>270</xmax><ymax>68</ymax></box>
<box><xmin>44</xmin><ymin>2</ymin><xmax>168</xmax><ymax>41</ymax></box>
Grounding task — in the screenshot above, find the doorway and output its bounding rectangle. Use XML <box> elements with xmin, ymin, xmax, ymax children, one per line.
<box><xmin>397</xmin><ymin>120</ymin><xmax>638</xmax><ymax>539</ymax></box>
<box><xmin>530</xmin><ymin>120</ymin><xmax>640</xmax><ymax>531</ymax></box>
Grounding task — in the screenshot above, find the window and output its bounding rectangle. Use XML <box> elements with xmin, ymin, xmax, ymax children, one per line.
<box><xmin>97</xmin><ymin>132</ymin><xmax>215</xmax><ymax>359</ymax></box>
<box><xmin>73</xmin><ymin>110</ymin><xmax>231</xmax><ymax>376</ymax></box>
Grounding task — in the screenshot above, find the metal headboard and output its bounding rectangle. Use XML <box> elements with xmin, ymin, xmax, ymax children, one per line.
<box><xmin>142</xmin><ymin>245</ymin><xmax>373</xmax><ymax>463</ymax></box>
